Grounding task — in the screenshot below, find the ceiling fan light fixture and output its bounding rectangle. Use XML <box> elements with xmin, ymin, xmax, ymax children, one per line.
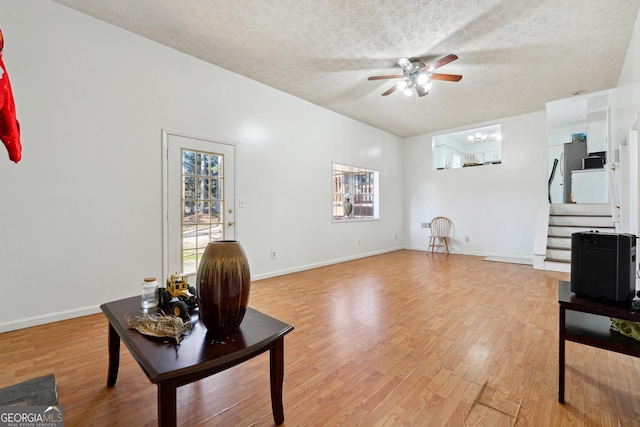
<box><xmin>416</xmin><ymin>73</ymin><xmax>429</xmax><ymax>86</ymax></box>
<box><xmin>367</xmin><ymin>53</ymin><xmax>461</xmax><ymax>98</ymax></box>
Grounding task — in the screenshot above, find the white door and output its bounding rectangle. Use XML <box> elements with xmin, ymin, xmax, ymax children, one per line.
<box><xmin>162</xmin><ymin>131</ymin><xmax>236</xmax><ymax>279</ymax></box>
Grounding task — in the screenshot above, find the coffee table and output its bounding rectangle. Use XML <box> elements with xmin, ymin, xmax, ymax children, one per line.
<box><xmin>100</xmin><ymin>296</ymin><xmax>293</xmax><ymax>426</ymax></box>
<box><xmin>558</xmin><ymin>280</ymin><xmax>640</xmax><ymax>404</ymax></box>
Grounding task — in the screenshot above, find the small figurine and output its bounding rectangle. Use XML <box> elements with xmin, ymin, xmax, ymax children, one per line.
<box><xmin>158</xmin><ymin>273</ymin><xmax>197</xmax><ymax>321</ymax></box>
<box><xmin>344</xmin><ymin>194</ymin><xmax>353</xmax><ymax>218</ymax></box>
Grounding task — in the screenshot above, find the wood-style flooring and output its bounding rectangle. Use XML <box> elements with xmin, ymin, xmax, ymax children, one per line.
<box><xmin>1</xmin><ymin>250</ymin><xmax>640</xmax><ymax>426</ymax></box>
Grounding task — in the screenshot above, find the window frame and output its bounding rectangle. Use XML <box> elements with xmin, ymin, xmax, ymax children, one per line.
<box><xmin>179</xmin><ymin>148</ymin><xmax>225</xmax><ymax>275</ymax></box>
<box><xmin>331</xmin><ymin>161</ymin><xmax>380</xmax><ymax>222</ymax></box>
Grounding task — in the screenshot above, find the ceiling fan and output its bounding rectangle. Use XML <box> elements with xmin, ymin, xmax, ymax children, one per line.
<box><xmin>368</xmin><ymin>53</ymin><xmax>462</xmax><ymax>97</ymax></box>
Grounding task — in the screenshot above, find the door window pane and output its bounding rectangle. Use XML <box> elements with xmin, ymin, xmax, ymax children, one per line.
<box><xmin>181</xmin><ymin>149</ymin><xmax>225</xmax><ymax>274</ymax></box>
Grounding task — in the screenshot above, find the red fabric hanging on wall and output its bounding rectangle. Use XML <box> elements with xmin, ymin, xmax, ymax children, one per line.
<box><xmin>0</xmin><ymin>28</ymin><xmax>22</xmax><ymax>163</ymax></box>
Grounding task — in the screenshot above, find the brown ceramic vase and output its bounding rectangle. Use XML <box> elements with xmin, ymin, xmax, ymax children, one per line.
<box><xmin>196</xmin><ymin>240</ymin><xmax>251</xmax><ymax>335</ymax></box>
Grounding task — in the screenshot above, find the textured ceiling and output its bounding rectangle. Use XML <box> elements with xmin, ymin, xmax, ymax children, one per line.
<box><xmin>51</xmin><ymin>0</ymin><xmax>640</xmax><ymax>138</ymax></box>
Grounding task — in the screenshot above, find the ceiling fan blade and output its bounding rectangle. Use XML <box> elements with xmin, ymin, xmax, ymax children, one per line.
<box><xmin>429</xmin><ymin>54</ymin><xmax>458</xmax><ymax>70</ymax></box>
<box><xmin>382</xmin><ymin>85</ymin><xmax>398</xmax><ymax>96</ymax></box>
<box><xmin>430</xmin><ymin>73</ymin><xmax>463</xmax><ymax>82</ymax></box>
<box><xmin>396</xmin><ymin>57</ymin><xmax>414</xmax><ymax>72</ymax></box>
<box><xmin>415</xmin><ymin>85</ymin><xmax>429</xmax><ymax>97</ymax></box>
<box><xmin>368</xmin><ymin>75</ymin><xmax>403</xmax><ymax>81</ymax></box>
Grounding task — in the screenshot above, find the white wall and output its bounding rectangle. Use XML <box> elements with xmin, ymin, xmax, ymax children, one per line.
<box><xmin>610</xmin><ymin>7</ymin><xmax>640</xmax><ymax>235</ymax></box>
<box><xmin>611</xmin><ymin>6</ymin><xmax>640</xmax><ymax>150</ymax></box>
<box><xmin>403</xmin><ymin>111</ymin><xmax>548</xmax><ymax>259</ymax></box>
<box><xmin>0</xmin><ymin>1</ymin><xmax>403</xmax><ymax>332</ymax></box>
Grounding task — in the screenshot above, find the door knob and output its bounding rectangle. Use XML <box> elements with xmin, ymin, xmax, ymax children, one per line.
<box><xmin>227</xmin><ymin>222</ymin><xmax>234</xmax><ymax>227</ymax></box>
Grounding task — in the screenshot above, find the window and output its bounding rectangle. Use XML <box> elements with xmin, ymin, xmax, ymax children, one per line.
<box><xmin>180</xmin><ymin>149</ymin><xmax>224</xmax><ymax>274</ymax></box>
<box><xmin>432</xmin><ymin>124</ymin><xmax>502</xmax><ymax>170</ymax></box>
<box><xmin>332</xmin><ymin>162</ymin><xmax>379</xmax><ymax>221</ymax></box>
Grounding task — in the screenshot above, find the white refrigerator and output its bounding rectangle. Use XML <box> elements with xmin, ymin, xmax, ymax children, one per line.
<box><xmin>571</xmin><ymin>168</ymin><xmax>609</xmax><ymax>203</ymax></box>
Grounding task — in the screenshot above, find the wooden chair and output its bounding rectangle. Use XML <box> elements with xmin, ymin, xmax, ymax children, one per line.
<box><xmin>428</xmin><ymin>216</ymin><xmax>452</xmax><ymax>254</ymax></box>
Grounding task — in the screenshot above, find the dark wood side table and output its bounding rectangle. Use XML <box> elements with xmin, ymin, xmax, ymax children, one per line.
<box><xmin>558</xmin><ymin>280</ymin><xmax>640</xmax><ymax>403</ymax></box>
<box><xmin>100</xmin><ymin>296</ymin><xmax>293</xmax><ymax>426</ymax></box>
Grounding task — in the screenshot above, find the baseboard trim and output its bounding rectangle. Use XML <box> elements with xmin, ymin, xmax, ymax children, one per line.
<box><xmin>484</xmin><ymin>256</ymin><xmax>533</xmax><ymax>265</ymax></box>
<box><xmin>252</xmin><ymin>246</ymin><xmax>404</xmax><ymax>281</ymax></box>
<box><xmin>403</xmin><ymin>245</ymin><xmax>533</xmax><ymax>261</ymax></box>
<box><xmin>0</xmin><ymin>305</ymin><xmax>101</xmax><ymax>334</ymax></box>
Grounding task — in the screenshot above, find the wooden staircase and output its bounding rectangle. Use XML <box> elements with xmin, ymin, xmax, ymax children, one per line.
<box><xmin>534</xmin><ymin>203</ymin><xmax>616</xmax><ymax>272</ymax></box>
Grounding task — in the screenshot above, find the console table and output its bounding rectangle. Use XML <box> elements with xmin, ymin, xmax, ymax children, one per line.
<box><xmin>101</xmin><ymin>296</ymin><xmax>293</xmax><ymax>426</ymax></box>
<box><xmin>558</xmin><ymin>280</ymin><xmax>640</xmax><ymax>403</ymax></box>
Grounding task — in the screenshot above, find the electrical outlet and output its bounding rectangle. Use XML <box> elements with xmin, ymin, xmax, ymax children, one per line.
<box><xmin>465</xmin><ymin>236</ymin><xmax>470</xmax><ymax>242</ymax></box>
<box><xmin>395</xmin><ymin>234</ymin><xmax>398</xmax><ymax>240</ymax></box>
<box><xmin>357</xmin><ymin>239</ymin><xmax>361</xmax><ymax>246</ymax></box>
<box><xmin>271</xmin><ymin>250</ymin><xmax>277</xmax><ymax>259</ymax></box>
<box><xmin>422</xmin><ymin>222</ymin><xmax>430</xmax><ymax>228</ymax></box>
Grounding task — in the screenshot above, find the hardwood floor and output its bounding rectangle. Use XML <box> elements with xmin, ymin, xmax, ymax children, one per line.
<box><xmin>2</xmin><ymin>250</ymin><xmax>640</xmax><ymax>426</ymax></box>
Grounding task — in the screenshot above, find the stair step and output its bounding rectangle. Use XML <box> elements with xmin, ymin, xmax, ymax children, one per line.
<box><xmin>549</xmin><ymin>215</ymin><xmax>614</xmax><ymax>227</ymax></box>
<box><xmin>543</xmin><ymin>259</ymin><xmax>571</xmax><ymax>273</ymax></box>
<box><xmin>546</xmin><ymin>248</ymin><xmax>571</xmax><ymax>261</ymax></box>
<box><xmin>540</xmin><ymin>204</ymin><xmax>614</xmax><ymax>273</ymax></box>
<box><xmin>545</xmin><ymin>257</ymin><xmax>570</xmax><ymax>264</ymax></box>
<box><xmin>550</xmin><ymin>203</ymin><xmax>611</xmax><ymax>216</ymax></box>
<box><xmin>547</xmin><ymin>236</ymin><xmax>571</xmax><ymax>249</ymax></box>
<box><xmin>548</xmin><ymin>225</ymin><xmax>615</xmax><ymax>237</ymax></box>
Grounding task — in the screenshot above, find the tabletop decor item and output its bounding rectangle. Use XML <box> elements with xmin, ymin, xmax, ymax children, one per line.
<box><xmin>126</xmin><ymin>314</ymin><xmax>192</xmax><ymax>344</ymax></box>
<box><xmin>196</xmin><ymin>240</ymin><xmax>251</xmax><ymax>335</ymax></box>
<box><xmin>157</xmin><ymin>272</ymin><xmax>197</xmax><ymax>321</ymax></box>
<box><xmin>610</xmin><ymin>317</ymin><xmax>640</xmax><ymax>342</ymax></box>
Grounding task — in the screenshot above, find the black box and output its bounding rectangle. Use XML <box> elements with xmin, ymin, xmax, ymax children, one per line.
<box><xmin>582</xmin><ymin>156</ymin><xmax>604</xmax><ymax>169</ymax></box>
<box><xmin>570</xmin><ymin>231</ymin><xmax>636</xmax><ymax>301</ymax></box>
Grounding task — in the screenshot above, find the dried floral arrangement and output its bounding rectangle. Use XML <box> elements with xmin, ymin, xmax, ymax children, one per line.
<box><xmin>127</xmin><ymin>313</ymin><xmax>192</xmax><ymax>344</ymax></box>
<box><xmin>610</xmin><ymin>317</ymin><xmax>640</xmax><ymax>342</ymax></box>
